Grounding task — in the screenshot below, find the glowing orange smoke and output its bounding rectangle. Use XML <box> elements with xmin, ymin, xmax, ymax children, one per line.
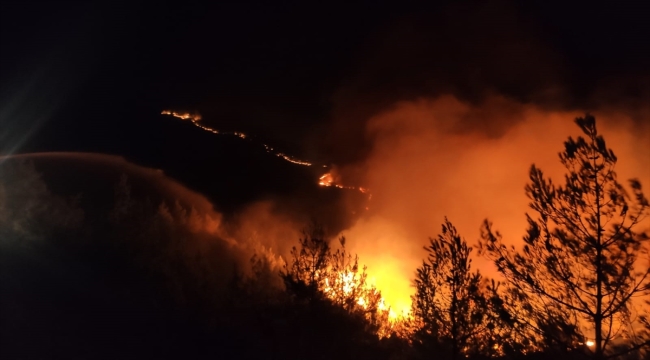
<box><xmin>335</xmin><ymin>95</ymin><xmax>650</xmax><ymax>333</ymax></box>
<box><xmin>162</xmin><ymin>99</ymin><xmax>649</xmax><ymax>340</ymax></box>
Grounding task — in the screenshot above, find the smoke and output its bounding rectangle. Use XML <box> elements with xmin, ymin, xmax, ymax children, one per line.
<box><xmin>318</xmin><ymin>2</ymin><xmax>650</xmax><ymax>167</ymax></box>
<box><xmin>0</xmin><ymin>153</ymin><xmax>301</xmax><ymax>301</ymax></box>
<box><xmin>223</xmin><ymin>200</ymin><xmax>302</xmax><ymax>261</ymax></box>
<box><xmin>6</xmin><ymin>1</ymin><xmax>650</xmax><ymax>324</ymax></box>
<box><xmin>333</xmin><ymin>95</ymin><xmax>650</xmax><ymax>315</ymax></box>
<box><xmin>0</xmin><ymin>152</ymin><xmax>309</xmax><ymax>357</ymax></box>
<box><xmin>293</xmin><ymin>2</ymin><xmax>650</xmax><ymax>314</ymax></box>
<box><xmin>0</xmin><ymin>158</ymin><xmax>84</xmax><ymax>244</ymax></box>
<box><xmin>321</xmin><ymin>3</ymin><xmax>560</xmax><ymax>164</ymax></box>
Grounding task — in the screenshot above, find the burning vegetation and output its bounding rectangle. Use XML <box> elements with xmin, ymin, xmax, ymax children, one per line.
<box><xmin>252</xmin><ymin>115</ymin><xmax>649</xmax><ymax>359</ymax></box>
<box><xmin>162</xmin><ymin>110</ymin><xmax>313</xmax><ymax>166</ymax></box>
<box><xmin>159</xmin><ymin>108</ymin><xmax>650</xmax><ymax>359</ymax></box>
<box><xmin>3</xmin><ymin>115</ymin><xmax>648</xmax><ymax>359</ymax></box>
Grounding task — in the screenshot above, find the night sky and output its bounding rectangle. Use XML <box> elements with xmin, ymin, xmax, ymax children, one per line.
<box><xmin>3</xmin><ymin>1</ymin><xmax>649</xmax><ymax>161</ymax></box>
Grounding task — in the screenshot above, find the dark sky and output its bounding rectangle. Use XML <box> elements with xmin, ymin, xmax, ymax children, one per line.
<box><xmin>2</xmin><ymin>0</ymin><xmax>649</xmax><ymax>166</ymax></box>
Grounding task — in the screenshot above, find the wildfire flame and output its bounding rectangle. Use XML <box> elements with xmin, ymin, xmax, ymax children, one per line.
<box><xmin>162</xmin><ymin>109</ymin><xmax>406</xmax><ymax>331</ymax></box>
<box><xmin>318</xmin><ymin>172</ymin><xmax>372</xmax><ymax>198</ymax></box>
<box><xmin>161</xmin><ymin>110</ymin><xmax>202</xmax><ymax>122</ymax></box>
<box><xmin>320</xmin><ymin>268</ymin><xmax>409</xmax><ymax>335</ymax></box>
<box><xmin>318</xmin><ymin>173</ymin><xmax>334</xmax><ymax>186</ymax></box>
<box><xmin>162</xmin><ymin>109</ymin><xmax>312</xmax><ymax>166</ymax></box>
<box><xmin>161</xmin><ymin>110</ymin><xmax>383</xmax><ymax>190</ymax></box>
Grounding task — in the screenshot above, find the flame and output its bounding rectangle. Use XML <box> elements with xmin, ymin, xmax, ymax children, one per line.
<box><xmin>161</xmin><ymin>110</ymin><xmax>384</xmax><ymax>193</ymax></box>
<box><xmin>161</xmin><ymin>96</ymin><xmax>649</xmax><ymax>342</ymax></box>
<box><xmin>161</xmin><ymin>110</ymin><xmax>202</xmax><ymax>122</ymax></box>
<box><xmin>318</xmin><ymin>172</ymin><xmax>372</xmax><ymax>196</ymax></box>
<box><xmin>366</xmin><ymin>259</ymin><xmax>413</xmax><ymax>318</ymax></box>
<box><xmin>276</xmin><ymin>153</ymin><xmax>312</xmax><ymax>166</ymax></box>
<box><xmin>336</xmin><ymin>96</ymin><xmax>650</xmax><ymax>342</ymax></box>
<box><xmin>319</xmin><ymin>173</ymin><xmax>334</xmax><ymax>186</ymax></box>
<box><xmin>162</xmin><ymin>110</ymin><xmax>312</xmax><ymax>166</ymax></box>
<box><xmin>321</xmin><ymin>268</ymin><xmax>409</xmax><ymax>332</ymax></box>
<box><xmin>323</xmin><ymin>270</ymin><xmax>358</xmax><ymax>295</ymax></box>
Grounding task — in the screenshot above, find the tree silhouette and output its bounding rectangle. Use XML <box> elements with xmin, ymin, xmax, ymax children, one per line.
<box><xmin>324</xmin><ymin>237</ymin><xmax>386</xmax><ymax>328</ymax></box>
<box><xmin>485</xmin><ymin>280</ymin><xmax>584</xmax><ymax>356</ymax></box>
<box><xmin>412</xmin><ymin>218</ymin><xmax>489</xmax><ymax>360</ymax></box>
<box><xmin>281</xmin><ymin>223</ymin><xmax>331</xmax><ymax>302</ymax></box>
<box><xmin>281</xmin><ymin>224</ymin><xmax>389</xmax><ymax>331</ymax></box>
<box><xmin>480</xmin><ymin>115</ymin><xmax>650</xmax><ymax>359</ymax></box>
<box><xmin>278</xmin><ymin>223</ymin><xmax>399</xmax><ymax>359</ymax></box>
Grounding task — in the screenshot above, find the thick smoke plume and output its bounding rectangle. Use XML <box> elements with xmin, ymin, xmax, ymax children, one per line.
<box><xmin>333</xmin><ymin>95</ymin><xmax>650</xmax><ymax>315</ymax></box>
<box><xmin>300</xmin><ymin>2</ymin><xmax>650</xmax><ymax>315</ymax></box>
<box><xmin>0</xmin><ymin>153</ymin><xmax>300</xmax><ymax>298</ymax></box>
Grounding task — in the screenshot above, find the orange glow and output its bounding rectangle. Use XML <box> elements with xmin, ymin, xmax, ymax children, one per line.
<box><xmin>319</xmin><ymin>173</ymin><xmax>334</xmax><ymax>186</ymax></box>
<box><xmin>161</xmin><ymin>110</ymin><xmax>202</xmax><ymax>122</ymax></box>
<box><xmin>318</xmin><ymin>172</ymin><xmax>372</xmax><ymax>200</ymax></box>
<box><xmin>341</xmin><ymin>218</ymin><xmax>415</xmax><ymax>319</ymax></box>
<box><xmin>163</xmin><ymin>98</ymin><xmax>650</xmax><ymax>341</ymax></box>
<box><xmin>323</xmin><ymin>270</ymin><xmax>360</xmax><ymax>296</ymax></box>
<box><xmin>320</xmin><ymin>267</ymin><xmax>410</xmax><ymax>334</ymax></box>
<box><xmin>275</xmin><ymin>152</ymin><xmax>312</xmax><ymax>166</ymax></box>
<box><xmin>334</xmin><ymin>95</ymin><xmax>650</xmax><ymax>333</ymax></box>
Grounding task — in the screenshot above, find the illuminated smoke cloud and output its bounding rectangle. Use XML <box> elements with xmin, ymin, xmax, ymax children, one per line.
<box><xmin>305</xmin><ymin>2</ymin><xmax>650</xmax><ymax>316</ymax></box>
<box><xmin>333</xmin><ymin>95</ymin><xmax>650</xmax><ymax>316</ymax></box>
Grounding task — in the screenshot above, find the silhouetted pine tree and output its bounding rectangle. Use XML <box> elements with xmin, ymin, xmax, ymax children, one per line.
<box><xmin>279</xmin><ymin>223</ymin><xmax>393</xmax><ymax>359</ymax></box>
<box><xmin>480</xmin><ymin>115</ymin><xmax>650</xmax><ymax>360</ymax></box>
<box><xmin>281</xmin><ymin>223</ymin><xmax>330</xmax><ymax>302</ymax></box>
<box><xmin>412</xmin><ymin>218</ymin><xmax>490</xmax><ymax>360</ymax></box>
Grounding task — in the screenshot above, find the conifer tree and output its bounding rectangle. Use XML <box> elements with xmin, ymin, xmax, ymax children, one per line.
<box><xmin>481</xmin><ymin>115</ymin><xmax>650</xmax><ymax>359</ymax></box>
<box><xmin>413</xmin><ymin>218</ymin><xmax>488</xmax><ymax>360</ymax></box>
